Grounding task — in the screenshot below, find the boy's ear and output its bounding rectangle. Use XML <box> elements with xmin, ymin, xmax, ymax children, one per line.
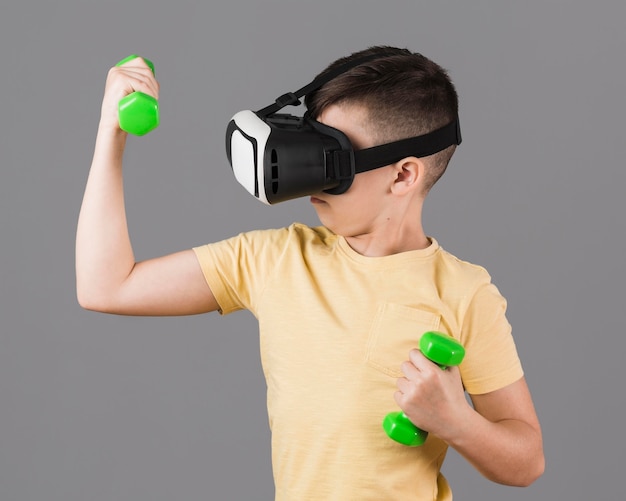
<box><xmin>390</xmin><ymin>157</ymin><xmax>426</xmax><ymax>195</ymax></box>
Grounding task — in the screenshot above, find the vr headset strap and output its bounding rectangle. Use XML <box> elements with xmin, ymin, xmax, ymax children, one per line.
<box><xmin>354</xmin><ymin>118</ymin><xmax>462</xmax><ymax>173</ymax></box>
<box><xmin>256</xmin><ymin>52</ymin><xmax>399</xmax><ymax>117</ymax></box>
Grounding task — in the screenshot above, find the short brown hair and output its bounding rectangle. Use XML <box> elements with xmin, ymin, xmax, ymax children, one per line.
<box><xmin>305</xmin><ymin>46</ymin><xmax>459</xmax><ymax>191</ymax></box>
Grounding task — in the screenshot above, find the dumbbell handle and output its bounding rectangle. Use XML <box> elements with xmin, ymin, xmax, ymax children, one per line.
<box><xmin>382</xmin><ymin>331</ymin><xmax>465</xmax><ymax>447</ymax></box>
<box><xmin>116</xmin><ymin>55</ymin><xmax>159</xmax><ymax>136</ymax></box>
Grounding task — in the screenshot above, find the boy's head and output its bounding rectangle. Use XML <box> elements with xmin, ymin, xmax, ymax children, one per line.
<box><xmin>305</xmin><ymin>46</ymin><xmax>459</xmax><ymax>193</ymax></box>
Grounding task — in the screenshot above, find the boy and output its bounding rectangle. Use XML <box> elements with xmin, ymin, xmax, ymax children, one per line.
<box><xmin>76</xmin><ymin>46</ymin><xmax>544</xmax><ymax>499</ymax></box>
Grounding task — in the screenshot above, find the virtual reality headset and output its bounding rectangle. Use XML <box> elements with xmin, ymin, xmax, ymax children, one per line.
<box><xmin>226</xmin><ymin>53</ymin><xmax>462</xmax><ymax>205</ymax></box>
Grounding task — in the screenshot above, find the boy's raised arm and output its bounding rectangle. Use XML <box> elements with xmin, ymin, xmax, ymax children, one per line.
<box><xmin>75</xmin><ymin>57</ymin><xmax>218</xmax><ymax>316</ymax></box>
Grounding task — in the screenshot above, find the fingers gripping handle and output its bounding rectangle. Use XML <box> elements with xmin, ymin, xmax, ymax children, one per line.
<box><xmin>116</xmin><ymin>55</ymin><xmax>159</xmax><ymax>136</ymax></box>
<box><xmin>382</xmin><ymin>331</ymin><xmax>465</xmax><ymax>447</ymax></box>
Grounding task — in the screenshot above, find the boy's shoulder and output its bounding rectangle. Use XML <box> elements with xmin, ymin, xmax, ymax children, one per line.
<box><xmin>437</xmin><ymin>244</ymin><xmax>491</xmax><ymax>272</ymax></box>
<box><xmin>219</xmin><ymin>223</ymin><xmax>337</xmax><ymax>259</ymax></box>
<box><xmin>239</xmin><ymin>223</ymin><xmax>336</xmax><ymax>246</ymax></box>
<box><xmin>436</xmin><ymin>243</ymin><xmax>493</xmax><ymax>280</ymax></box>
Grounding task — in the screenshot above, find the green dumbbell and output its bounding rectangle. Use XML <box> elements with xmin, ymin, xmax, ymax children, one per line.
<box><xmin>383</xmin><ymin>331</ymin><xmax>465</xmax><ymax>446</ymax></box>
<box><xmin>116</xmin><ymin>55</ymin><xmax>159</xmax><ymax>136</ymax></box>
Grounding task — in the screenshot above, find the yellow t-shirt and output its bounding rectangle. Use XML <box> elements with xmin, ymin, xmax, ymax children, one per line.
<box><xmin>193</xmin><ymin>223</ymin><xmax>523</xmax><ymax>500</ymax></box>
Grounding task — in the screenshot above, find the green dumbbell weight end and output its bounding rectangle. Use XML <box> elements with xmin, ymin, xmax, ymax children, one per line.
<box><xmin>116</xmin><ymin>55</ymin><xmax>159</xmax><ymax>136</ymax></box>
<box><xmin>382</xmin><ymin>331</ymin><xmax>465</xmax><ymax>447</ymax></box>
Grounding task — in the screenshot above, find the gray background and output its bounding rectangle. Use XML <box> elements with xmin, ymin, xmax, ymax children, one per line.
<box><xmin>2</xmin><ymin>0</ymin><xmax>624</xmax><ymax>499</ymax></box>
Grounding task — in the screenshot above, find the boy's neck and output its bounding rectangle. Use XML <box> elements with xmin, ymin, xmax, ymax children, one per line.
<box><xmin>344</xmin><ymin>224</ymin><xmax>431</xmax><ymax>257</ymax></box>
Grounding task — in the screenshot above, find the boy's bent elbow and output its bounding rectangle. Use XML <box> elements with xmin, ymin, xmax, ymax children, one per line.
<box><xmin>494</xmin><ymin>450</ymin><xmax>545</xmax><ymax>487</ymax></box>
<box><xmin>519</xmin><ymin>453</ymin><xmax>545</xmax><ymax>487</ymax></box>
<box><xmin>518</xmin><ymin>434</ymin><xmax>546</xmax><ymax>487</ymax></box>
<box><xmin>76</xmin><ymin>281</ymin><xmax>123</xmax><ymax>314</ymax></box>
<box><xmin>76</xmin><ymin>288</ymin><xmax>112</xmax><ymax>313</ymax></box>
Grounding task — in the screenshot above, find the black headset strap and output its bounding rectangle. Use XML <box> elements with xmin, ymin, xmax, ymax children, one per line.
<box><xmin>255</xmin><ymin>51</ymin><xmax>462</xmax><ymax>171</ymax></box>
<box><xmin>354</xmin><ymin>118</ymin><xmax>462</xmax><ymax>173</ymax></box>
<box><xmin>256</xmin><ymin>52</ymin><xmax>398</xmax><ymax>117</ymax></box>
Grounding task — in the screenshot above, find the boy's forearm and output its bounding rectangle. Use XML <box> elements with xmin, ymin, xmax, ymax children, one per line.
<box><xmin>75</xmin><ymin>124</ymin><xmax>133</xmax><ymax>310</ymax></box>
<box><xmin>445</xmin><ymin>405</ymin><xmax>544</xmax><ymax>487</ymax></box>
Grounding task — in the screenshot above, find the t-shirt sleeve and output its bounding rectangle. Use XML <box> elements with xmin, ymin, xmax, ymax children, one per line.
<box><xmin>459</xmin><ymin>282</ymin><xmax>524</xmax><ymax>395</ymax></box>
<box><xmin>192</xmin><ymin>228</ymin><xmax>288</xmax><ymax>315</ymax></box>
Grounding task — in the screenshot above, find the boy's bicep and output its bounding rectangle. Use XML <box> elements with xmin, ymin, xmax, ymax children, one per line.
<box><xmin>111</xmin><ymin>249</ymin><xmax>220</xmax><ymax>316</ymax></box>
<box><xmin>470</xmin><ymin>377</ymin><xmax>541</xmax><ymax>431</ymax></box>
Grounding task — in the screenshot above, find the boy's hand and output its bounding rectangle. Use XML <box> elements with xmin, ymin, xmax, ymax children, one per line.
<box><xmin>394</xmin><ymin>349</ymin><xmax>471</xmax><ymax>443</ymax></box>
<box><xmin>99</xmin><ymin>57</ymin><xmax>160</xmax><ymax>133</ymax></box>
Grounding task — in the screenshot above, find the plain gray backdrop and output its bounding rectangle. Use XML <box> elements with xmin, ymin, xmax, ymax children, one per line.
<box><xmin>2</xmin><ymin>0</ymin><xmax>625</xmax><ymax>499</ymax></box>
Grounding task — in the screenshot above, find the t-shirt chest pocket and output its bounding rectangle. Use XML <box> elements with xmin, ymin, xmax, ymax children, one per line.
<box><xmin>365</xmin><ymin>303</ymin><xmax>441</xmax><ymax>378</ymax></box>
